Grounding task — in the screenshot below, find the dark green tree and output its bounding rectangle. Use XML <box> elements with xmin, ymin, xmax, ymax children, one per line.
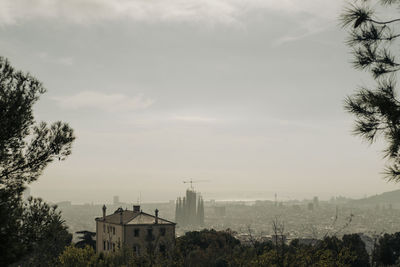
<box><xmin>0</xmin><ymin>57</ymin><xmax>74</xmax><ymax>187</ymax></box>
<box><xmin>341</xmin><ymin>0</ymin><xmax>400</xmax><ymax>181</ymax></box>
<box><xmin>372</xmin><ymin>232</ymin><xmax>400</xmax><ymax>266</ymax></box>
<box><xmin>0</xmin><ymin>56</ymin><xmax>75</xmax><ymax>266</ymax></box>
<box><xmin>75</xmin><ymin>230</ymin><xmax>96</xmax><ymax>250</ymax></box>
<box><xmin>15</xmin><ymin>197</ymin><xmax>72</xmax><ymax>266</ymax></box>
<box><xmin>342</xmin><ymin>234</ymin><xmax>370</xmax><ymax>267</ymax></box>
<box><xmin>0</xmin><ymin>184</ymin><xmax>25</xmax><ymax>265</ymax></box>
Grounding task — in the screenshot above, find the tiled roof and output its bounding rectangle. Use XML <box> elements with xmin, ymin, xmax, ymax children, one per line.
<box><xmin>101</xmin><ymin>210</ymin><xmax>137</xmax><ymax>224</ymax></box>
<box><xmin>97</xmin><ymin>209</ymin><xmax>175</xmax><ymax>225</ymax></box>
<box><xmin>126</xmin><ymin>212</ymin><xmax>175</xmax><ymax>225</ymax></box>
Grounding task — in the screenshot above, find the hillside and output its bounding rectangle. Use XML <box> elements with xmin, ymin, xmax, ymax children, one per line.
<box><xmin>352</xmin><ymin>189</ymin><xmax>400</xmax><ymax>205</ymax></box>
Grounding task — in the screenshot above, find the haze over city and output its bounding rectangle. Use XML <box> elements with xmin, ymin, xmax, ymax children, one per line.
<box><xmin>1</xmin><ymin>0</ymin><xmax>397</xmax><ymax>204</ymax></box>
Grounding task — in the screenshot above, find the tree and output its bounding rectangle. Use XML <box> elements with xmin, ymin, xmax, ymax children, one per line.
<box><xmin>272</xmin><ymin>217</ymin><xmax>286</xmax><ymax>267</ymax></box>
<box><xmin>0</xmin><ymin>57</ymin><xmax>74</xmax><ymax>187</ymax></box>
<box><xmin>0</xmin><ymin>184</ymin><xmax>25</xmax><ymax>265</ymax></box>
<box><xmin>16</xmin><ymin>197</ymin><xmax>73</xmax><ymax>266</ymax></box>
<box><xmin>175</xmin><ymin>229</ymin><xmax>241</xmax><ymax>266</ymax></box>
<box><xmin>342</xmin><ymin>234</ymin><xmax>370</xmax><ymax>267</ymax></box>
<box><xmin>58</xmin><ymin>245</ymin><xmax>97</xmax><ymax>267</ymax></box>
<box><xmin>372</xmin><ymin>232</ymin><xmax>400</xmax><ymax>265</ymax></box>
<box><xmin>0</xmin><ymin>56</ymin><xmax>75</xmax><ymax>265</ymax></box>
<box><xmin>75</xmin><ymin>231</ymin><xmax>96</xmax><ymax>250</ymax></box>
<box><xmin>341</xmin><ymin>0</ymin><xmax>400</xmax><ymax>181</ymax></box>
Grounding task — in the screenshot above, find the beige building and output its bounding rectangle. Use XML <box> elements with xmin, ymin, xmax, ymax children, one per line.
<box><xmin>95</xmin><ymin>205</ymin><xmax>176</xmax><ymax>255</ymax></box>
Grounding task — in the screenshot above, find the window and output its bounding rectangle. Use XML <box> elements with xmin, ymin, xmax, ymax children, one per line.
<box><xmin>107</xmin><ymin>226</ymin><xmax>109</xmax><ymax>233</ymax></box>
<box><xmin>113</xmin><ymin>227</ymin><xmax>115</xmax><ymax>235</ymax></box>
<box><xmin>112</xmin><ymin>243</ymin><xmax>115</xmax><ymax>252</ymax></box>
<box><xmin>133</xmin><ymin>245</ymin><xmax>140</xmax><ymax>255</ymax></box>
<box><xmin>103</xmin><ymin>241</ymin><xmax>106</xmax><ymax>250</ymax></box>
<box><xmin>107</xmin><ymin>241</ymin><xmax>109</xmax><ymax>250</ymax></box>
<box><xmin>159</xmin><ymin>244</ymin><xmax>166</xmax><ymax>254</ymax></box>
<box><xmin>147</xmin><ymin>229</ymin><xmax>153</xmax><ymax>237</ymax></box>
<box><xmin>134</xmin><ymin>229</ymin><xmax>140</xmax><ymax>237</ymax></box>
<box><xmin>160</xmin><ymin>227</ymin><xmax>166</xmax><ymax>236</ymax></box>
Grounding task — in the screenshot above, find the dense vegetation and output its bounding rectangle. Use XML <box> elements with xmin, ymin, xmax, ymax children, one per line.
<box><xmin>0</xmin><ymin>56</ymin><xmax>75</xmax><ymax>266</ymax></box>
<box><xmin>55</xmin><ymin>229</ymin><xmax>400</xmax><ymax>267</ymax></box>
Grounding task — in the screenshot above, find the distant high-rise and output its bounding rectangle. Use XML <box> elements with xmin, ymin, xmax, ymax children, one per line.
<box><xmin>175</xmin><ymin>189</ymin><xmax>204</xmax><ymax>227</ymax></box>
<box><xmin>307</xmin><ymin>202</ymin><xmax>314</xmax><ymax>211</ymax></box>
<box><xmin>313</xmin><ymin>196</ymin><xmax>319</xmax><ymax>208</ymax></box>
<box><xmin>197</xmin><ymin>196</ymin><xmax>204</xmax><ymax>226</ymax></box>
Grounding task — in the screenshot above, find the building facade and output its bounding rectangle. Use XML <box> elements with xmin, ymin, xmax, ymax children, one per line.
<box><xmin>95</xmin><ymin>205</ymin><xmax>175</xmax><ymax>255</ymax></box>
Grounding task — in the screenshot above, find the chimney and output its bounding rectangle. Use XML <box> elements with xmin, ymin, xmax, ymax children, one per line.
<box><xmin>155</xmin><ymin>209</ymin><xmax>159</xmax><ymax>224</ymax></box>
<box><xmin>102</xmin><ymin>205</ymin><xmax>107</xmax><ymax>220</ymax></box>
<box><xmin>133</xmin><ymin>205</ymin><xmax>140</xmax><ymax>212</ymax></box>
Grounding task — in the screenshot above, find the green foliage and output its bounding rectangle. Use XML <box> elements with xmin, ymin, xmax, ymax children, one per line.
<box><xmin>372</xmin><ymin>232</ymin><xmax>400</xmax><ymax>265</ymax></box>
<box><xmin>342</xmin><ymin>234</ymin><xmax>370</xmax><ymax>267</ymax></box>
<box><xmin>0</xmin><ymin>193</ymin><xmax>72</xmax><ymax>266</ymax></box>
<box><xmin>0</xmin><ymin>56</ymin><xmax>74</xmax><ymax>187</ymax></box>
<box><xmin>252</xmin><ymin>236</ymin><xmax>363</xmax><ymax>267</ymax></box>
<box><xmin>0</xmin><ymin>55</ymin><xmax>75</xmax><ymax>266</ymax></box>
<box><xmin>341</xmin><ymin>0</ymin><xmax>400</xmax><ymax>181</ymax></box>
<box><xmin>0</xmin><ymin>185</ymin><xmax>25</xmax><ymax>265</ymax></box>
<box><xmin>57</xmin><ymin>231</ymin><xmax>400</xmax><ymax>266</ymax></box>
<box><xmin>58</xmin><ymin>245</ymin><xmax>164</xmax><ymax>267</ymax></box>
<box><xmin>58</xmin><ymin>246</ymin><xmax>97</xmax><ymax>267</ymax></box>
<box><xmin>175</xmin><ymin>229</ymin><xmax>241</xmax><ymax>267</ymax></box>
<box><xmin>17</xmin><ymin>197</ymin><xmax>72</xmax><ymax>266</ymax></box>
<box><xmin>75</xmin><ymin>230</ymin><xmax>96</xmax><ymax>250</ymax></box>
<box><xmin>55</xmin><ymin>229</ymin><xmax>376</xmax><ymax>267</ymax></box>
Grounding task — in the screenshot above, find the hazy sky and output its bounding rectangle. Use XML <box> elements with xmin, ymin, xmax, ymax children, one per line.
<box><xmin>1</xmin><ymin>0</ymin><xmax>398</xmax><ymax>203</ymax></box>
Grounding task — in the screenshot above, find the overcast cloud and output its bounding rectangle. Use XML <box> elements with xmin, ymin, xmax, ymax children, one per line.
<box><xmin>0</xmin><ymin>0</ymin><xmax>341</xmax><ymax>25</ymax></box>
<box><xmin>53</xmin><ymin>91</ymin><xmax>154</xmax><ymax>112</ymax></box>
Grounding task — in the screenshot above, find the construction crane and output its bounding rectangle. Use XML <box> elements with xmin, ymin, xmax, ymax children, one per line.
<box><xmin>183</xmin><ymin>178</ymin><xmax>209</xmax><ymax>190</ymax></box>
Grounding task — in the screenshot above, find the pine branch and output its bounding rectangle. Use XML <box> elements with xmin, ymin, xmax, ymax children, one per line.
<box><xmin>368</xmin><ymin>18</ymin><xmax>400</xmax><ymax>25</ymax></box>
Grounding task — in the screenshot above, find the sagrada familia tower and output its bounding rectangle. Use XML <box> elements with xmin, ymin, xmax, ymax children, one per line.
<box><xmin>175</xmin><ymin>189</ymin><xmax>204</xmax><ymax>227</ymax></box>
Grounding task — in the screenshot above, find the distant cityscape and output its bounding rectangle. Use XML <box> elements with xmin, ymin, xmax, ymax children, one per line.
<box><xmin>33</xmin><ymin>187</ymin><xmax>400</xmax><ymax>245</ymax></box>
